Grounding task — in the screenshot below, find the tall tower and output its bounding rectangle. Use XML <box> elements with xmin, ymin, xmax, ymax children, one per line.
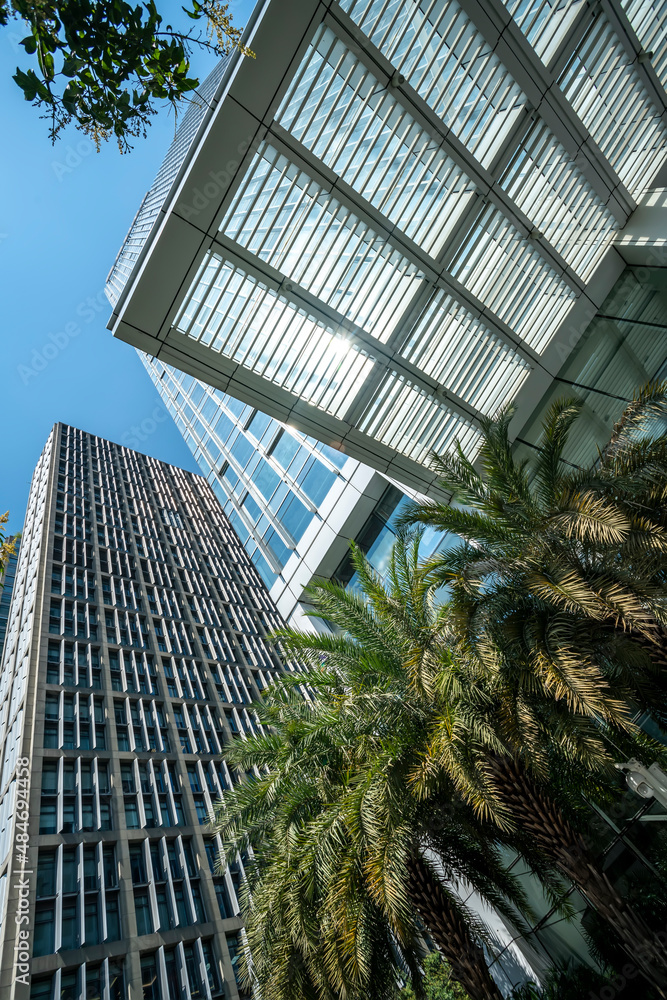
<box><xmin>0</xmin><ymin>424</ymin><xmax>287</xmax><ymax>1000</ymax></box>
<box><xmin>0</xmin><ymin>537</ymin><xmax>20</xmax><ymax>660</ymax></box>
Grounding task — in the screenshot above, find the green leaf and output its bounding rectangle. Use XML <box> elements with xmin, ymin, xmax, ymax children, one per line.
<box><xmin>62</xmin><ymin>56</ymin><xmax>82</xmax><ymax>77</ymax></box>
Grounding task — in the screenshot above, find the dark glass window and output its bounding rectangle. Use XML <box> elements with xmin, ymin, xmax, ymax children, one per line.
<box><xmin>184</xmin><ymin>943</ymin><xmax>204</xmax><ymax>1000</ymax></box>
<box><xmin>30</xmin><ymin>976</ymin><xmax>54</xmax><ymax>1000</ymax></box>
<box><xmin>106</xmin><ymin>894</ymin><xmax>121</xmax><ymax>942</ymax></box>
<box><xmin>36</xmin><ymin>850</ymin><xmax>57</xmax><ymax>897</ymax></box>
<box><xmin>85</xmin><ymin>897</ymin><xmax>100</xmax><ymax>946</ymax></box>
<box><xmin>134</xmin><ymin>890</ymin><xmax>152</xmax><ymax>936</ymax></box>
<box><xmin>109</xmin><ymin>961</ymin><xmax>125</xmax><ymax>1000</ymax></box>
<box><xmin>141</xmin><ymin>954</ymin><xmax>161</xmax><ymax>1000</ymax></box>
<box><xmin>85</xmin><ymin>965</ymin><xmax>103</xmax><ymax>1000</ymax></box>
<box><xmin>61</xmin><ymin>899</ymin><xmax>78</xmax><ymax>950</ymax></box>
<box><xmin>60</xmin><ymin>971</ymin><xmax>78</xmax><ymax>1000</ymax></box>
<box><xmin>130</xmin><ymin>845</ymin><xmax>147</xmax><ymax>884</ymax></box>
<box><xmin>156</xmin><ymin>887</ymin><xmax>171</xmax><ymax>930</ymax></box>
<box><xmin>39</xmin><ymin>802</ymin><xmax>57</xmax><ymax>835</ymax></box>
<box><xmin>33</xmin><ymin>903</ymin><xmax>55</xmax><ymax>957</ymax></box>
<box><xmin>124</xmin><ymin>799</ymin><xmax>139</xmax><ymax>829</ymax></box>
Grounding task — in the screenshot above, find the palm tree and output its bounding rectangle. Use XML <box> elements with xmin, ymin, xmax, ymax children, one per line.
<box><xmin>215</xmin><ymin>717</ymin><xmax>519</xmax><ymax>1000</ymax></box>
<box><xmin>399</xmin><ymin>384</ymin><xmax>667</xmax><ymax>722</ymax></box>
<box><xmin>212</xmin><ymin>538</ymin><xmax>553</xmax><ymax>1000</ymax></box>
<box><xmin>392</xmin><ymin>385</ymin><xmax>667</xmax><ymax>990</ymax></box>
<box><xmin>246</xmin><ymin>537</ymin><xmax>667</xmax><ymax>993</ymax></box>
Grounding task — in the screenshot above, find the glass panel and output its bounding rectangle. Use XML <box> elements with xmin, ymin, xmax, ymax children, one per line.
<box><xmin>175</xmin><ymin>254</ymin><xmax>375</xmax><ymax>421</ymax></box>
<box><xmin>559</xmin><ymin>14</ymin><xmax>667</xmax><ymax>196</ymax></box>
<box><xmin>339</xmin><ymin>0</ymin><xmax>526</xmax><ymax>165</ymax></box>
<box><xmin>221</xmin><ymin>143</ymin><xmax>426</xmax><ymax>340</ymax></box>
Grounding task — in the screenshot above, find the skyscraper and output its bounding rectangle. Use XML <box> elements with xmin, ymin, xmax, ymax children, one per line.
<box><xmin>107</xmin><ymin>0</ymin><xmax>667</xmax><ymax>497</ymax></box>
<box><xmin>0</xmin><ymin>537</ymin><xmax>19</xmax><ymax>661</ymax></box>
<box><xmin>141</xmin><ymin>357</ymin><xmax>448</xmax><ymax>623</ymax></box>
<box><xmin>0</xmin><ymin>424</ymin><xmax>287</xmax><ymax>1000</ymax></box>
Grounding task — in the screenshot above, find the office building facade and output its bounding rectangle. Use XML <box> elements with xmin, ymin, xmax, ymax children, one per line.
<box><xmin>142</xmin><ymin>356</ymin><xmax>450</xmax><ymax>623</ymax></box>
<box><xmin>108</xmin><ymin>0</ymin><xmax>667</xmax><ymax>497</ymax></box>
<box><xmin>0</xmin><ymin>424</ymin><xmax>287</xmax><ymax>1000</ymax></box>
<box><xmin>0</xmin><ymin>538</ymin><xmax>19</xmax><ymax>661</ymax></box>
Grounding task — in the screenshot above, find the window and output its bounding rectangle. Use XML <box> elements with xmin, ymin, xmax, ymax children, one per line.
<box><xmin>61</xmin><ymin>899</ymin><xmax>78</xmax><ymax>950</ymax></box>
<box><xmin>164</xmin><ymin>948</ymin><xmax>180</xmax><ymax>998</ymax></box>
<box><xmin>191</xmin><ymin>882</ymin><xmax>206</xmax><ymax>923</ymax></box>
<box><xmin>141</xmin><ymin>954</ymin><xmax>161</xmax><ymax>1000</ymax></box>
<box><xmin>226</xmin><ymin>934</ymin><xmax>243</xmax><ymax>987</ymax></box>
<box><xmin>130</xmin><ymin>845</ymin><xmax>147</xmax><ymax>884</ymax></box>
<box><xmin>106</xmin><ymin>894</ymin><xmax>121</xmax><ymax>941</ymax></box>
<box><xmin>121</xmin><ymin>762</ymin><xmax>135</xmax><ymax>793</ymax></box>
<box><xmin>62</xmin><ymin>848</ymin><xmax>78</xmax><ymax>893</ymax></box>
<box><xmin>86</xmin><ymin>965</ymin><xmax>103</xmax><ymax>1000</ymax></box>
<box><xmin>103</xmin><ymin>845</ymin><xmax>117</xmax><ymax>888</ymax></box>
<box><xmin>300</xmin><ymin>461</ymin><xmax>335</xmax><ymax>505</ymax></box>
<box><xmin>173</xmin><ymin>885</ymin><xmax>190</xmax><ymax>926</ymax></box>
<box><xmin>184</xmin><ymin>943</ymin><xmax>204</xmax><ymax>1000</ymax></box>
<box><xmin>60</xmin><ymin>794</ymin><xmax>75</xmax><ymax>833</ymax></box>
<box><xmin>100</xmin><ymin>800</ymin><xmax>112</xmax><ymax>830</ymax></box>
<box><xmin>30</xmin><ymin>977</ymin><xmax>53</xmax><ymax>1000</ymax></box>
<box><xmin>156</xmin><ymin>887</ymin><xmax>171</xmax><ymax>930</ymax></box>
<box><xmin>85</xmin><ymin>897</ymin><xmax>100</xmax><ymax>946</ymax></box>
<box><xmin>271</xmin><ymin>430</ymin><xmax>300</xmax><ymax>470</ymax></box>
<box><xmin>39</xmin><ymin>803</ymin><xmax>57</xmax><ymax>836</ymax></box>
<box><xmin>215</xmin><ymin>881</ymin><xmax>232</xmax><ymax>918</ymax></box>
<box><xmin>172</xmin><ymin>797</ymin><xmax>185</xmax><ymax>826</ymax></box>
<box><xmin>41</xmin><ymin>762</ymin><xmax>58</xmax><ymax>793</ymax></box>
<box><xmin>183</xmin><ymin>839</ymin><xmax>197</xmax><ymax>878</ymax></box>
<box><xmin>202</xmin><ymin>940</ymin><xmax>221</xmax><ymax>994</ymax></box>
<box><xmin>134</xmin><ymin>890</ymin><xmax>153</xmax><ymax>936</ymax></box>
<box><xmin>60</xmin><ymin>971</ymin><xmax>78</xmax><ymax>1000</ymax></box>
<box><xmin>124</xmin><ymin>799</ymin><xmax>139</xmax><ymax>829</ymax></box>
<box><xmin>36</xmin><ymin>851</ymin><xmax>57</xmax><ymax>897</ymax></box>
<box><xmin>109</xmin><ymin>961</ymin><xmax>125</xmax><ymax>1000</ymax></box>
<box><xmin>33</xmin><ymin>903</ymin><xmax>55</xmax><ymax>957</ymax></box>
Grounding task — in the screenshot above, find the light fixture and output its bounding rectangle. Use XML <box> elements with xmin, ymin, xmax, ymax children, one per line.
<box><xmin>616</xmin><ymin>759</ymin><xmax>667</xmax><ymax>819</ymax></box>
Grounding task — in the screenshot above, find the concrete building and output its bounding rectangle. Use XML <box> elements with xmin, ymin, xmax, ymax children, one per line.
<box><xmin>108</xmin><ymin>0</ymin><xmax>667</xmax><ymax>501</ymax></box>
<box><xmin>0</xmin><ymin>424</ymin><xmax>288</xmax><ymax>1000</ymax></box>
<box><xmin>0</xmin><ymin>538</ymin><xmax>19</xmax><ymax>661</ymax></box>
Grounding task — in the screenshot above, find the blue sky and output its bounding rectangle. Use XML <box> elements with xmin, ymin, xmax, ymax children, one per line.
<box><xmin>0</xmin><ymin>0</ymin><xmax>255</xmax><ymax>533</ymax></box>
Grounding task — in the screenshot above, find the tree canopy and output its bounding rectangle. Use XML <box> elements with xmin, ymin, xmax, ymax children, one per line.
<box><xmin>1</xmin><ymin>0</ymin><xmax>253</xmax><ymax>148</ymax></box>
<box><xmin>0</xmin><ymin>514</ymin><xmax>15</xmax><ymax>576</ymax></box>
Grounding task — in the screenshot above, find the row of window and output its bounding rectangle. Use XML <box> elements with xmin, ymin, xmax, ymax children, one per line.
<box><xmin>38</xmin><ymin>750</ymin><xmax>245</xmax><ymax>835</ymax></box>
<box><xmin>131</xmin><ymin>837</ymin><xmax>206</xmax><ymax>934</ymax></box>
<box><xmin>35</xmin><ymin>834</ymin><xmax>241</xmax><ymax>951</ymax></box>
<box><xmin>141</xmin><ymin>940</ymin><xmax>223</xmax><ymax>999</ymax></box>
<box><xmin>46</xmin><ymin>641</ymin><xmax>273</xmax><ymax>727</ymax></box>
<box><xmin>44</xmin><ymin>692</ymin><xmax>106</xmax><ymax>751</ymax></box>
<box><xmin>46</xmin><ymin>641</ymin><xmax>101</xmax><ymax>689</ymax></box>
<box><xmin>35</xmin><ymin>844</ymin><xmax>120</xmax><ymax>954</ymax></box>
<box><xmin>40</xmin><ymin>758</ymin><xmax>111</xmax><ymax>834</ymax></box>
<box><xmin>55</xmin><ymin>465</ymin><xmax>273</xmax><ymax>625</ymax></box>
<box><xmin>31</xmin><ymin>958</ymin><xmax>124</xmax><ymax>1000</ymax></box>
